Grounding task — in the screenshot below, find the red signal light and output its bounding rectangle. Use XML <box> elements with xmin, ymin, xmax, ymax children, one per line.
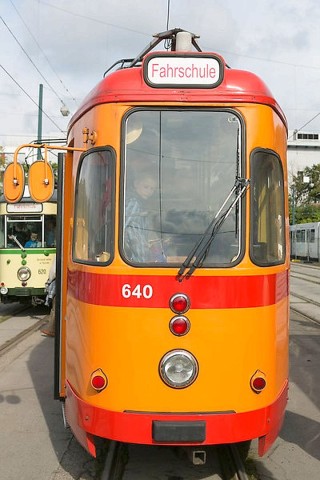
<box><xmin>252</xmin><ymin>377</ymin><xmax>266</xmax><ymax>391</ymax></box>
<box><xmin>169</xmin><ymin>293</ymin><xmax>190</xmax><ymax>314</ymax></box>
<box><xmin>91</xmin><ymin>369</ymin><xmax>108</xmax><ymax>392</ymax></box>
<box><xmin>250</xmin><ymin>370</ymin><xmax>266</xmax><ymax>393</ymax></box>
<box><xmin>169</xmin><ymin>316</ymin><xmax>190</xmax><ymax>336</ymax></box>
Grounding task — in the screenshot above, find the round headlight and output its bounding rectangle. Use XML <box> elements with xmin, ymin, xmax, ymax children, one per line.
<box><xmin>0</xmin><ymin>287</ymin><xmax>8</xmax><ymax>295</ymax></box>
<box><xmin>17</xmin><ymin>267</ymin><xmax>31</xmax><ymax>281</ymax></box>
<box><xmin>159</xmin><ymin>350</ymin><xmax>198</xmax><ymax>388</ymax></box>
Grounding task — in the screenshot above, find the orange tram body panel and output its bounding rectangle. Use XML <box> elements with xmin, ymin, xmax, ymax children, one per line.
<box><xmin>62</xmin><ymin>30</ymin><xmax>289</xmax><ymax>457</ymax></box>
<box><xmin>6</xmin><ymin>30</ymin><xmax>290</xmax><ymax>458</ymax></box>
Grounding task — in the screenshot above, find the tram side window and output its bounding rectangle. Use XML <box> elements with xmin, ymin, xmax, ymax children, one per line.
<box><xmin>44</xmin><ymin>216</ymin><xmax>56</xmax><ymax>247</ymax></box>
<box><xmin>0</xmin><ymin>217</ymin><xmax>4</xmax><ymax>247</ymax></box>
<box><xmin>73</xmin><ymin>149</ymin><xmax>115</xmax><ymax>264</ymax></box>
<box><xmin>250</xmin><ymin>150</ymin><xmax>285</xmax><ymax>265</ymax></box>
<box><xmin>309</xmin><ymin>229</ymin><xmax>315</xmax><ymax>243</ymax></box>
<box><xmin>296</xmin><ymin>229</ymin><xmax>304</xmax><ymax>243</ymax></box>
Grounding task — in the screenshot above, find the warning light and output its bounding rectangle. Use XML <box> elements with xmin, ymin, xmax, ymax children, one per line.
<box><xmin>169</xmin><ymin>293</ymin><xmax>190</xmax><ymax>314</ymax></box>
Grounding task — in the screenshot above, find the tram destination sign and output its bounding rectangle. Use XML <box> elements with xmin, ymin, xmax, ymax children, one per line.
<box><xmin>7</xmin><ymin>203</ymin><xmax>43</xmax><ymax>213</ymax></box>
<box><xmin>143</xmin><ymin>53</ymin><xmax>224</xmax><ymax>89</ymax></box>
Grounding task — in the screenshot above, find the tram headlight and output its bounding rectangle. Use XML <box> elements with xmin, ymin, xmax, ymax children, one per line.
<box><xmin>159</xmin><ymin>350</ymin><xmax>198</xmax><ymax>388</ymax></box>
<box><xmin>17</xmin><ymin>267</ymin><xmax>31</xmax><ymax>282</ymax></box>
<box><xmin>0</xmin><ymin>286</ymin><xmax>8</xmax><ymax>295</ymax></box>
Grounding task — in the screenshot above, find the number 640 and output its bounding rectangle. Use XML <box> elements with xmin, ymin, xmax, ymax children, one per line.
<box><xmin>121</xmin><ymin>283</ymin><xmax>153</xmax><ymax>299</ymax></box>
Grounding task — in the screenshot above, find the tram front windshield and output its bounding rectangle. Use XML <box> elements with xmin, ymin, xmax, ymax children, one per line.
<box><xmin>122</xmin><ymin>110</ymin><xmax>243</xmax><ymax>266</ymax></box>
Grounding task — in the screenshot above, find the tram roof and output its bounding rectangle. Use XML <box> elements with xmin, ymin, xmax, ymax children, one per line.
<box><xmin>69</xmin><ymin>29</ymin><xmax>287</xmax><ymax>130</ymax></box>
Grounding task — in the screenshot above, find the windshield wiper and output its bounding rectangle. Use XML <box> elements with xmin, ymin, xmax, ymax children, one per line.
<box><xmin>8</xmin><ymin>234</ymin><xmax>25</xmax><ymax>251</ymax></box>
<box><xmin>176</xmin><ymin>177</ymin><xmax>249</xmax><ymax>281</ymax></box>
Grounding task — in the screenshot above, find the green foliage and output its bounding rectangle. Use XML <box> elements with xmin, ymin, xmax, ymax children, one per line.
<box><xmin>290</xmin><ymin>203</ymin><xmax>320</xmax><ymax>224</ymax></box>
<box><xmin>0</xmin><ymin>145</ymin><xmax>5</xmax><ymax>168</ymax></box>
<box><xmin>290</xmin><ymin>164</ymin><xmax>320</xmax><ymax>224</ymax></box>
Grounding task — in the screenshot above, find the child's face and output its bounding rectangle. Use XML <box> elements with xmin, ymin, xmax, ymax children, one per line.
<box><xmin>135</xmin><ymin>177</ymin><xmax>156</xmax><ymax>199</ymax></box>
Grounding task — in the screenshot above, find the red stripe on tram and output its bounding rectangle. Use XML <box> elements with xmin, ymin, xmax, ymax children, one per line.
<box><xmin>67</xmin><ymin>270</ymin><xmax>288</xmax><ymax>309</ymax></box>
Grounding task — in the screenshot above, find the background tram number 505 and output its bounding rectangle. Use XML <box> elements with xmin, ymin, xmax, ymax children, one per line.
<box><xmin>122</xmin><ymin>283</ymin><xmax>153</xmax><ymax>299</ymax></box>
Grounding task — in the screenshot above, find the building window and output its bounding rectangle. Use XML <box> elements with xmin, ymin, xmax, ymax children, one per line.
<box><xmin>297</xmin><ymin>133</ymin><xmax>319</xmax><ymax>140</ymax></box>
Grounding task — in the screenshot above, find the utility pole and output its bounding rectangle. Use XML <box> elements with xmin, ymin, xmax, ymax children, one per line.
<box><xmin>291</xmin><ymin>185</ymin><xmax>296</xmax><ymax>226</ymax></box>
<box><xmin>37</xmin><ymin>84</ymin><xmax>43</xmax><ymax>160</ymax></box>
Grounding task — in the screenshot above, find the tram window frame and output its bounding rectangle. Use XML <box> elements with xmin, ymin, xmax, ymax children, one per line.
<box><xmin>0</xmin><ymin>215</ymin><xmax>4</xmax><ymax>248</ymax></box>
<box><xmin>250</xmin><ymin>148</ymin><xmax>286</xmax><ymax>266</ymax></box>
<box><xmin>309</xmin><ymin>229</ymin><xmax>315</xmax><ymax>243</ymax></box>
<box><xmin>72</xmin><ymin>147</ymin><xmax>115</xmax><ymax>265</ymax></box>
<box><xmin>296</xmin><ymin>229</ymin><xmax>305</xmax><ymax>243</ymax></box>
<box><xmin>6</xmin><ymin>215</ymin><xmax>43</xmax><ymax>248</ymax></box>
<box><xmin>120</xmin><ymin>107</ymin><xmax>246</xmax><ymax>267</ymax></box>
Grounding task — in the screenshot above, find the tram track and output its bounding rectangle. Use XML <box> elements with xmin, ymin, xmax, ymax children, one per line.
<box><xmin>0</xmin><ymin>318</ymin><xmax>44</xmax><ymax>357</ymax></box>
<box><xmin>290</xmin><ymin>298</ymin><xmax>320</xmax><ymax>326</ymax></box>
<box><xmin>218</xmin><ymin>444</ymin><xmax>251</xmax><ymax>480</ymax></box>
<box><xmin>101</xmin><ymin>441</ymin><xmax>251</xmax><ymax>480</ymax></box>
<box><xmin>290</xmin><ymin>291</ymin><xmax>320</xmax><ymax>309</ymax></box>
<box><xmin>290</xmin><ymin>261</ymin><xmax>320</xmax><ymax>325</ymax></box>
<box><xmin>0</xmin><ymin>305</ymin><xmax>46</xmax><ymax>357</ymax></box>
<box><xmin>290</xmin><ymin>272</ymin><xmax>320</xmax><ymax>285</ymax></box>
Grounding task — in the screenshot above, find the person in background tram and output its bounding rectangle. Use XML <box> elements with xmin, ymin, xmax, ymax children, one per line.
<box><xmin>14</xmin><ymin>224</ymin><xmax>28</xmax><ymax>245</ymax></box>
<box><xmin>25</xmin><ymin>231</ymin><xmax>39</xmax><ymax>248</ymax></box>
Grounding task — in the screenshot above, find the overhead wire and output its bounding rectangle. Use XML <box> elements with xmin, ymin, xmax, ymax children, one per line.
<box><xmin>39</xmin><ymin>0</ymin><xmax>150</xmax><ymax>37</ymax></box>
<box><xmin>0</xmin><ymin>15</ymin><xmax>67</xmax><ymax>109</ymax></box>
<box><xmin>0</xmin><ymin>64</ymin><xmax>65</xmax><ymax>134</ymax></box>
<box><xmin>287</xmin><ymin>113</ymin><xmax>320</xmax><ymax>140</ymax></box>
<box><xmin>8</xmin><ymin>0</ymin><xmax>78</xmax><ymax>106</ymax></box>
<box><xmin>201</xmin><ymin>45</ymin><xmax>320</xmax><ymax>135</ymax></box>
<box><xmin>2</xmin><ymin>1</ymin><xmax>320</xmax><ymax>136</ymax></box>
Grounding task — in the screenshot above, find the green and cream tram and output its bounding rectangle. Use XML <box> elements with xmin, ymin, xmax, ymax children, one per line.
<box><xmin>0</xmin><ymin>190</ymin><xmax>56</xmax><ymax>304</ymax></box>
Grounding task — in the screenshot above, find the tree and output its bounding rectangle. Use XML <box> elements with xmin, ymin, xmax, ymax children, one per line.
<box><xmin>289</xmin><ymin>164</ymin><xmax>320</xmax><ymax>224</ymax></box>
<box><xmin>0</xmin><ymin>146</ymin><xmax>6</xmax><ymax>194</ymax></box>
<box><xmin>0</xmin><ymin>146</ymin><xmax>5</xmax><ymax>169</ymax></box>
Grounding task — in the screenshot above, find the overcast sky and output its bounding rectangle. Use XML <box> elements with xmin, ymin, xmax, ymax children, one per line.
<box><xmin>1</xmin><ymin>0</ymin><xmax>320</xmax><ymax>149</ymax></box>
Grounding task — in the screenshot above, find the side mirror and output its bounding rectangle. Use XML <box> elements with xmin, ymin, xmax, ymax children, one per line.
<box><xmin>28</xmin><ymin>160</ymin><xmax>54</xmax><ymax>202</ymax></box>
<box><xmin>3</xmin><ymin>162</ymin><xmax>25</xmax><ymax>203</ymax></box>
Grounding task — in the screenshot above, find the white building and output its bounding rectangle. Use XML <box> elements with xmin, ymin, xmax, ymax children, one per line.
<box><xmin>287</xmin><ymin>130</ymin><xmax>320</xmax><ymax>183</ymax></box>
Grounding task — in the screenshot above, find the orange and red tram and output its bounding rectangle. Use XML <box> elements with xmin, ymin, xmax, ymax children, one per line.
<box><xmin>4</xmin><ymin>29</ymin><xmax>289</xmax><ymax>458</ymax></box>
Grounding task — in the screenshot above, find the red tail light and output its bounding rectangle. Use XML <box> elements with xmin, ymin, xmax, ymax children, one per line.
<box><xmin>91</xmin><ymin>369</ymin><xmax>108</xmax><ymax>392</ymax></box>
<box><xmin>169</xmin><ymin>316</ymin><xmax>190</xmax><ymax>336</ymax></box>
<box><xmin>250</xmin><ymin>370</ymin><xmax>267</xmax><ymax>393</ymax></box>
<box><xmin>169</xmin><ymin>293</ymin><xmax>190</xmax><ymax>314</ymax></box>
